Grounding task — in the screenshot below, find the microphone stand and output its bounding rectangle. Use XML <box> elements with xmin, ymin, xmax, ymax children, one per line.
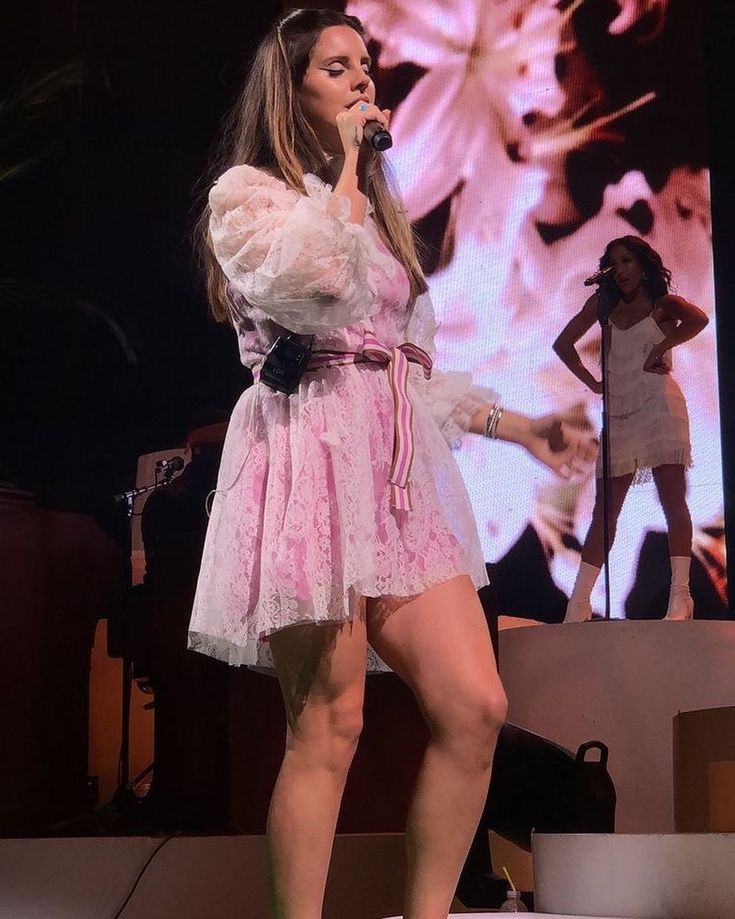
<box><xmin>596</xmin><ymin>281</ymin><xmax>616</xmax><ymax>621</ymax></box>
<box><xmin>110</xmin><ymin>464</ymin><xmax>180</xmax><ymax>811</ymax></box>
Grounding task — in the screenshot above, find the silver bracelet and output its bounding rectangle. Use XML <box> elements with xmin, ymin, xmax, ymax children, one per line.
<box><xmin>484</xmin><ymin>404</ymin><xmax>504</xmax><ymax>439</ymax></box>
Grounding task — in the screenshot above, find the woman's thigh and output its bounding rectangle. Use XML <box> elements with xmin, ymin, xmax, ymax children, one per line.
<box><xmin>269</xmin><ymin>610</ymin><xmax>368</xmax><ymax>735</ymax></box>
<box><xmin>365</xmin><ymin>575</ymin><xmax>506</xmax><ymax>732</ymax></box>
<box><xmin>652</xmin><ymin>463</ymin><xmax>687</xmax><ymax>509</ymax></box>
<box><xmin>592</xmin><ymin>472</ymin><xmax>635</xmax><ymax>518</ymax></box>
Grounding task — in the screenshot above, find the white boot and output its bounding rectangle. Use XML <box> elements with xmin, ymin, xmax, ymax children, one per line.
<box><xmin>664</xmin><ymin>555</ymin><xmax>693</xmax><ymax>620</ymax></box>
<box><xmin>564</xmin><ymin>562</ymin><xmax>601</xmax><ymax>623</ymax></box>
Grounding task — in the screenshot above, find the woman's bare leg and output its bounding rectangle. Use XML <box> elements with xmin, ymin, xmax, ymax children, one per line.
<box><xmin>368</xmin><ymin>575</ymin><xmax>507</xmax><ymax>919</ymax></box>
<box><xmin>580</xmin><ymin>472</ymin><xmax>635</xmax><ymax>567</ymax></box>
<box><xmin>565</xmin><ymin>472</ymin><xmax>634</xmax><ymax>621</ymax></box>
<box><xmin>652</xmin><ymin>463</ymin><xmax>692</xmax><ymax>557</ymax></box>
<box><xmin>267</xmin><ymin>616</ymin><xmax>367</xmax><ymax>919</ymax></box>
<box><xmin>653</xmin><ymin>463</ymin><xmax>693</xmax><ymax>618</ymax></box>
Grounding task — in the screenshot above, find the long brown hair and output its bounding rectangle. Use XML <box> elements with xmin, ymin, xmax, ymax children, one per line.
<box><xmin>199</xmin><ymin>8</ymin><xmax>427</xmax><ymax>322</ymax></box>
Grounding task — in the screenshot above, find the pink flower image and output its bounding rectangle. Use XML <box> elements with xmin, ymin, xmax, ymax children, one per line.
<box><xmin>348</xmin><ymin>0</ymin><xmax>572</xmax><ymax>226</ymax></box>
<box><xmin>348</xmin><ymin>0</ymin><xmax>724</xmax><ymax>615</ymax></box>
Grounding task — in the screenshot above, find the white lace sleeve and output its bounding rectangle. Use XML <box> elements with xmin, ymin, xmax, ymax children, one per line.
<box><xmin>407</xmin><ymin>291</ymin><xmax>498</xmax><ymax>448</ymax></box>
<box><xmin>209</xmin><ymin>165</ymin><xmax>396</xmax><ymax>333</ymax></box>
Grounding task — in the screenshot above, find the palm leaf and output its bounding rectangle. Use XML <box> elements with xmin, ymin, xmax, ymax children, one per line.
<box><xmin>0</xmin><ymin>62</ymin><xmax>84</xmax><ymax>184</ymax></box>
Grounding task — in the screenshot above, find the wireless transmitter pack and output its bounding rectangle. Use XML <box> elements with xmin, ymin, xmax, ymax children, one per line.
<box><xmin>259</xmin><ymin>333</ymin><xmax>314</xmax><ymax>395</ymax></box>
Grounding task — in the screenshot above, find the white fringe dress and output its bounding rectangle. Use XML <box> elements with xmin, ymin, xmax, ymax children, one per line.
<box><xmin>600</xmin><ymin>312</ymin><xmax>692</xmax><ymax>481</ymax></box>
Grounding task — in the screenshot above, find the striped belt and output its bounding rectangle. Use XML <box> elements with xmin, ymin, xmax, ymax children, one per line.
<box><xmin>308</xmin><ymin>330</ymin><xmax>433</xmax><ymax>511</ymax></box>
<box><xmin>255</xmin><ymin>329</ymin><xmax>433</xmax><ymax>511</ymax></box>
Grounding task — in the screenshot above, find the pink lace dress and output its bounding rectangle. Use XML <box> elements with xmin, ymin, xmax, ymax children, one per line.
<box><xmin>187</xmin><ymin>165</ymin><xmax>492</xmax><ymax>669</ymax></box>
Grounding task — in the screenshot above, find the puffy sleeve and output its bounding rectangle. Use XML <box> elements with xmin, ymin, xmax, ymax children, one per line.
<box><xmin>406</xmin><ymin>292</ymin><xmax>498</xmax><ymax>447</ymax></box>
<box><xmin>209</xmin><ymin>164</ymin><xmax>397</xmax><ymax>334</ymax></box>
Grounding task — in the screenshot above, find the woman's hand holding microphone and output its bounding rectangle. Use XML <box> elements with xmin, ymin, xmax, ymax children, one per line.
<box><xmin>333</xmin><ymin>101</ymin><xmax>391</xmax><ymax>223</ymax></box>
<box><xmin>336</xmin><ymin>100</ymin><xmax>391</xmax><ymax>153</ymax></box>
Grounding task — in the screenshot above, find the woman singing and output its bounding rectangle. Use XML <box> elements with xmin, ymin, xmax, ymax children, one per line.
<box><xmin>188</xmin><ymin>9</ymin><xmax>597</xmax><ymax>917</ymax></box>
<box><xmin>554</xmin><ymin>235</ymin><xmax>709</xmax><ymax>623</ymax></box>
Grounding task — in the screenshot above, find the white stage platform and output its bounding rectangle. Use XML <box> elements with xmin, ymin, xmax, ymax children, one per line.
<box><xmin>533</xmin><ymin>832</ymin><xmax>735</xmax><ymax>919</ymax></box>
<box><xmin>499</xmin><ymin>619</ymin><xmax>735</xmax><ymax>833</ymax></box>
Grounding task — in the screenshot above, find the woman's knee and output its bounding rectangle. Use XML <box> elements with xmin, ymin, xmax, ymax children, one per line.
<box><xmin>328</xmin><ymin>697</ymin><xmax>364</xmax><ymax>749</ymax></box>
<box><xmin>658</xmin><ymin>496</ymin><xmax>691</xmax><ymax>528</ymax></box>
<box><xmin>430</xmin><ymin>682</ymin><xmax>507</xmax><ymax>767</ymax></box>
<box><xmin>289</xmin><ymin>696</ymin><xmax>364</xmax><ymax>773</ymax></box>
<box><xmin>591</xmin><ymin>499</ymin><xmax>624</xmax><ymax>530</ymax></box>
<box><xmin>481</xmin><ymin>685</ymin><xmax>509</xmax><ymax>736</ymax></box>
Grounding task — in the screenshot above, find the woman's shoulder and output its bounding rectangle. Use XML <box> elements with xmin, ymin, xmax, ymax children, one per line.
<box><xmin>652</xmin><ymin>293</ymin><xmax>692</xmax><ymax>320</ymax></box>
<box><xmin>209</xmin><ymin>163</ymin><xmax>295</xmax><ymax>211</ymax></box>
<box><xmin>655</xmin><ymin>293</ymin><xmax>690</xmax><ymax>310</ymax></box>
<box><xmin>213</xmin><ymin>163</ymin><xmax>288</xmax><ymax>191</ymax></box>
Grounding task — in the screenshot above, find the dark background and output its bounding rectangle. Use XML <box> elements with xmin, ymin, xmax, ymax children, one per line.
<box><xmin>1</xmin><ymin>0</ymin><xmax>733</xmax><ymax>594</ymax></box>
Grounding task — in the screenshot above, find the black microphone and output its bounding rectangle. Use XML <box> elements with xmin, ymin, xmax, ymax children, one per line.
<box><xmin>584</xmin><ymin>266</ymin><xmax>615</xmax><ymax>287</ymax></box>
<box><xmin>155</xmin><ymin>455</ymin><xmax>185</xmax><ymax>473</ymax></box>
<box><xmin>364</xmin><ymin>120</ymin><xmax>393</xmax><ymax>152</ymax></box>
